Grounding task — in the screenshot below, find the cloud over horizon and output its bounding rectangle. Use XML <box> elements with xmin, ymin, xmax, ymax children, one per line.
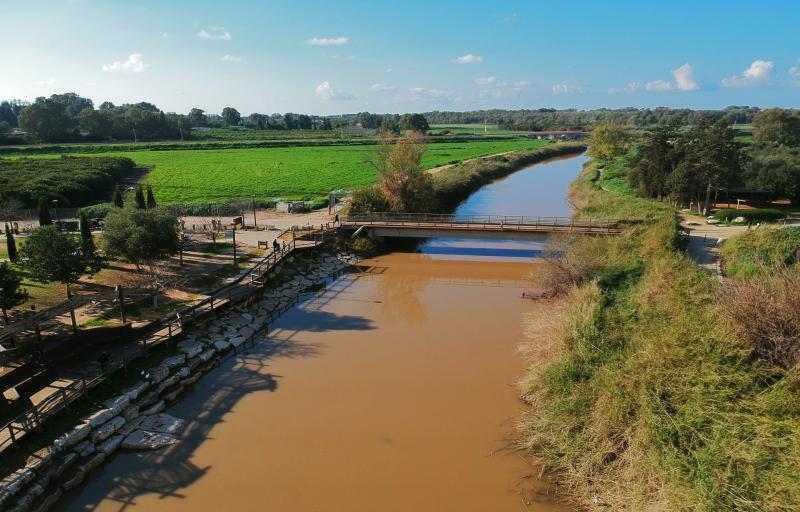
<box><xmin>197</xmin><ymin>26</ymin><xmax>231</xmax><ymax>40</ymax></box>
<box><xmin>722</xmin><ymin>60</ymin><xmax>774</xmax><ymax>87</ymax></box>
<box><xmin>315</xmin><ymin>81</ymin><xmax>354</xmax><ymax>100</ymax></box>
<box><xmin>452</xmin><ymin>54</ymin><xmax>482</xmax><ymax>64</ymax></box>
<box><xmin>222</xmin><ymin>54</ymin><xmax>242</xmax><ymax>62</ymax></box>
<box><xmin>306</xmin><ymin>36</ymin><xmax>348</xmax><ymax>46</ymax></box>
<box><xmin>102</xmin><ymin>53</ymin><xmax>146</xmax><ymax>73</ymax></box>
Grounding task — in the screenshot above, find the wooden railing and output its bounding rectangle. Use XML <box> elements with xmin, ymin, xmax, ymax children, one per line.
<box><xmin>342</xmin><ymin>212</ymin><xmax>629</xmax><ymax>233</ymax></box>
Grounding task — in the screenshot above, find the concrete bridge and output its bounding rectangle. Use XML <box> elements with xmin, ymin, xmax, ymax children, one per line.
<box><xmin>341</xmin><ymin>212</ymin><xmax>628</xmax><ymax>240</ymax></box>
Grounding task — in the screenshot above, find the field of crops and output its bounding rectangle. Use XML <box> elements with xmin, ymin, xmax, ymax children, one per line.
<box><xmin>19</xmin><ymin>139</ymin><xmax>548</xmax><ymax>204</ymax></box>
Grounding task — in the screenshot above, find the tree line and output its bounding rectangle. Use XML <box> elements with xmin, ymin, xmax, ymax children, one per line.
<box><xmin>423</xmin><ymin>106</ymin><xmax>764</xmax><ymax>131</ymax></box>
<box><xmin>599</xmin><ymin>108</ymin><xmax>800</xmax><ymax>209</ymax></box>
<box><xmin>1</xmin><ymin>93</ymin><xmax>436</xmax><ymax>144</ymax></box>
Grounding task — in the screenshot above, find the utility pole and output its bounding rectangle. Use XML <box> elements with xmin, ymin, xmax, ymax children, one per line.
<box><xmin>232</xmin><ymin>225</ymin><xmax>237</xmax><ymax>266</ymax></box>
<box><xmin>116</xmin><ymin>285</ymin><xmax>126</xmax><ymax>324</ymax></box>
<box><xmin>252</xmin><ymin>196</ymin><xmax>257</xmax><ymax>228</ymax></box>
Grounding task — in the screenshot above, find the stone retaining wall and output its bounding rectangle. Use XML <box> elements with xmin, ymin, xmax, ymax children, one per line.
<box><xmin>0</xmin><ymin>248</ymin><xmax>360</xmax><ymax>512</ymax></box>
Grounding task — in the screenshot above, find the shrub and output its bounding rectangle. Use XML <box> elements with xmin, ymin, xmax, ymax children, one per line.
<box><xmin>722</xmin><ymin>265</ymin><xmax>800</xmax><ymax>369</ymax></box>
<box><xmin>345</xmin><ymin>185</ymin><xmax>390</xmax><ymax>214</ymax></box>
<box><xmin>711</xmin><ymin>208</ymin><xmax>785</xmax><ymax>222</ymax></box>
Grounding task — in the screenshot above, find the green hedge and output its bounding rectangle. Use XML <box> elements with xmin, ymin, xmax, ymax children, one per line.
<box><xmin>0</xmin><ymin>156</ymin><xmax>135</xmax><ymax>207</ymax></box>
<box><xmin>711</xmin><ymin>208</ymin><xmax>785</xmax><ymax>222</ymax></box>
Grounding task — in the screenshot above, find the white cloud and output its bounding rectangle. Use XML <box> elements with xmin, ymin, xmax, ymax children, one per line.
<box><xmin>672</xmin><ymin>63</ymin><xmax>699</xmax><ymax>91</ymax></box>
<box><xmin>452</xmin><ymin>54</ymin><xmax>482</xmax><ymax>64</ymax></box>
<box><xmin>35</xmin><ymin>78</ymin><xmax>56</xmax><ymax>86</ymax></box>
<box><xmin>617</xmin><ymin>63</ymin><xmax>699</xmax><ymax>93</ymax></box>
<box><xmin>306</xmin><ymin>36</ymin><xmax>348</xmax><ymax>46</ymax></box>
<box><xmin>197</xmin><ymin>26</ymin><xmax>231</xmax><ymax>40</ymax></box>
<box><xmin>385</xmin><ymin>68</ymin><xmax>393</xmax><ymax>73</ymax></box>
<box><xmin>722</xmin><ymin>60</ymin><xmax>774</xmax><ymax>87</ymax></box>
<box><xmin>408</xmin><ymin>87</ymin><xmax>455</xmax><ymax>101</ymax></box>
<box><xmin>222</xmin><ymin>54</ymin><xmax>242</xmax><ymax>62</ymax></box>
<box><xmin>315</xmin><ymin>81</ymin><xmax>354</xmax><ymax>100</ymax></box>
<box><xmin>788</xmin><ymin>62</ymin><xmax>800</xmax><ymax>85</ymax></box>
<box><xmin>475</xmin><ymin>77</ymin><xmax>530</xmax><ymax>97</ymax></box>
<box><xmin>368</xmin><ymin>83</ymin><xmax>395</xmax><ymax>92</ymax></box>
<box><xmin>552</xmin><ymin>84</ymin><xmax>574</xmax><ymax>94</ymax></box>
<box><xmin>102</xmin><ymin>53</ymin><xmax>146</xmax><ymax>73</ymax></box>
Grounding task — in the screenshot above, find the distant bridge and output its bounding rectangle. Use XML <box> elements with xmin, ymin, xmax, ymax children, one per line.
<box><xmin>341</xmin><ymin>212</ymin><xmax>628</xmax><ymax>240</ymax></box>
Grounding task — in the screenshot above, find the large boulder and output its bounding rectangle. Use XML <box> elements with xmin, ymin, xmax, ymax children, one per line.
<box><xmin>53</xmin><ymin>423</ymin><xmax>91</xmax><ymax>451</ymax></box>
<box><xmin>103</xmin><ymin>394</ymin><xmax>131</xmax><ymax>416</ymax></box>
<box><xmin>121</xmin><ymin>430</ymin><xmax>178</xmax><ymax>451</ymax></box>
<box><xmin>97</xmin><ymin>434</ymin><xmax>125</xmax><ymax>456</ymax></box>
<box><xmin>139</xmin><ymin>414</ymin><xmax>185</xmax><ymax>435</ymax></box>
<box><xmin>90</xmin><ymin>416</ymin><xmax>126</xmax><ymax>444</ymax></box>
<box><xmin>83</xmin><ymin>409</ymin><xmax>114</xmax><ymax>429</ymax></box>
<box><xmin>123</xmin><ymin>381</ymin><xmax>149</xmax><ymax>401</ymax></box>
<box><xmin>177</xmin><ymin>340</ymin><xmax>204</xmax><ymax>359</ymax></box>
<box><xmin>139</xmin><ymin>401</ymin><xmax>165</xmax><ymax>416</ymax></box>
<box><xmin>72</xmin><ymin>440</ymin><xmax>95</xmax><ymax>457</ymax></box>
<box><xmin>0</xmin><ymin>468</ymin><xmax>35</xmax><ymax>508</ymax></box>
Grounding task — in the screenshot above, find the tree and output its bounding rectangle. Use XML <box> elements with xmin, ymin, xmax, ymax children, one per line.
<box><xmin>102</xmin><ymin>207</ymin><xmax>179</xmax><ymax>265</ymax></box>
<box><xmin>37</xmin><ymin>197</ymin><xmax>52</xmax><ymax>226</ymax></box>
<box><xmin>146</xmin><ymin>185</ymin><xmax>157</xmax><ymax>209</ymax></box>
<box><xmin>18</xmin><ymin>97</ymin><xmax>72</xmax><ymax>142</ymax></box>
<box><xmin>0</xmin><ymin>262</ymin><xmax>28</xmax><ymax>325</ymax></box>
<box><xmin>134</xmin><ymin>185</ymin><xmax>146</xmax><ymax>209</ymax></box>
<box><xmin>5</xmin><ymin>223</ymin><xmax>17</xmax><ymax>264</ymax></box>
<box><xmin>399</xmin><ymin>113</ymin><xmax>429</xmax><ymax>133</ymax></box>
<box><xmin>221</xmin><ymin>107</ymin><xmax>241</xmax><ymax>127</ymax></box>
<box><xmin>19</xmin><ymin>225</ymin><xmax>93</xmax><ymax>329</ymax></box>
<box><xmin>113</xmin><ymin>187</ymin><xmax>124</xmax><ymax>208</ymax></box>
<box><xmin>753</xmin><ymin>108</ymin><xmax>800</xmax><ymax>147</ymax></box>
<box><xmin>587</xmin><ymin>124</ymin><xmax>629</xmax><ymax>160</ymax></box>
<box><xmin>188</xmin><ymin>108</ymin><xmax>207</xmax><ymax>127</ymax></box>
<box><xmin>102</xmin><ymin>207</ymin><xmax>179</xmax><ymax>307</ymax></box>
<box><xmin>672</xmin><ymin>119</ymin><xmax>744</xmax><ymax>213</ymax></box>
<box><xmin>629</xmin><ymin>123</ymin><xmax>679</xmax><ymax>198</ymax></box>
<box><xmin>372</xmin><ymin>130</ymin><xmax>436</xmax><ymax>212</ymax></box>
<box><xmin>79</xmin><ymin>209</ymin><xmax>101</xmax><ymax>273</ymax></box>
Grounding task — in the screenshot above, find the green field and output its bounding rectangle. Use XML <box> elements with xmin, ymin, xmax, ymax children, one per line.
<box><xmin>21</xmin><ymin>139</ymin><xmax>548</xmax><ymax>204</ymax></box>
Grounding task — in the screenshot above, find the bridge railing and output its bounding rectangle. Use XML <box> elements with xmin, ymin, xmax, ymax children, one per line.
<box><xmin>343</xmin><ymin>212</ymin><xmax>627</xmax><ymax>231</ymax></box>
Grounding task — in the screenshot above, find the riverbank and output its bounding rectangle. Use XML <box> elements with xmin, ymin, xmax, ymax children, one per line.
<box><xmin>519</xmin><ymin>156</ymin><xmax>800</xmax><ymax>510</ymax></box>
<box><xmin>432</xmin><ymin>142</ymin><xmax>586</xmax><ymax>211</ymax></box>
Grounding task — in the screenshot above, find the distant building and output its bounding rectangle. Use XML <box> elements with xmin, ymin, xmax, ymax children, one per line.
<box><xmin>527</xmin><ymin>130</ymin><xmax>586</xmax><ymax>140</ymax></box>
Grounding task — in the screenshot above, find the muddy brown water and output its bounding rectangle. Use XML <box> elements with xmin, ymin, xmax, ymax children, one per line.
<box><xmin>59</xmin><ymin>155</ymin><xmax>585</xmax><ymax>512</ymax></box>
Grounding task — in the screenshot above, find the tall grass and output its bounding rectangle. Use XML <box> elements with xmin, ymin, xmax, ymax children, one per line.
<box><xmin>519</xmin><ymin>156</ymin><xmax>800</xmax><ymax>510</ymax></box>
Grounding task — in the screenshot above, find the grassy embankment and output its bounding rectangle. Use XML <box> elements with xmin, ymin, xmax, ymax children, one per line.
<box><xmin>5</xmin><ymin>139</ymin><xmax>549</xmax><ymax>205</ymax></box>
<box><xmin>721</xmin><ymin>226</ymin><xmax>800</xmax><ymax>279</ymax></box>
<box><xmin>519</xmin><ymin>154</ymin><xmax>800</xmax><ymax>510</ymax></box>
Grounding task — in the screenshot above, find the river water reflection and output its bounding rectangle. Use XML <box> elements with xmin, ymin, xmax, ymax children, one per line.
<box><xmin>59</xmin><ymin>154</ymin><xmax>584</xmax><ymax>512</ymax></box>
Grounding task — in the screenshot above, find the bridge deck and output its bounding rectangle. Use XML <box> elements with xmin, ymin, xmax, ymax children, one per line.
<box><xmin>342</xmin><ymin>213</ymin><xmax>626</xmax><ymax>236</ymax></box>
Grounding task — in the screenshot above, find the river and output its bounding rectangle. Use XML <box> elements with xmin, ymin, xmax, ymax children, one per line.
<box><xmin>58</xmin><ymin>154</ymin><xmax>586</xmax><ymax>512</ymax></box>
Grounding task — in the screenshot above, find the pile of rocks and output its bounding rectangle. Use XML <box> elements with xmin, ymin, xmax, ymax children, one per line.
<box><xmin>0</xmin><ymin>249</ymin><xmax>360</xmax><ymax>512</ymax></box>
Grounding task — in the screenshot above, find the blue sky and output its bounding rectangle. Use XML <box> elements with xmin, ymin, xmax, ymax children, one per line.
<box><xmin>3</xmin><ymin>0</ymin><xmax>799</xmax><ymax>115</ymax></box>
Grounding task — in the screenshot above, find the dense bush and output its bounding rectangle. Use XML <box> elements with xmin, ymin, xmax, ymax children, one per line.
<box><xmin>0</xmin><ymin>156</ymin><xmax>134</xmax><ymax>206</ymax></box>
<box><xmin>721</xmin><ymin>226</ymin><xmax>800</xmax><ymax>278</ymax></box>
<box><xmin>711</xmin><ymin>207</ymin><xmax>785</xmax><ymax>222</ymax></box>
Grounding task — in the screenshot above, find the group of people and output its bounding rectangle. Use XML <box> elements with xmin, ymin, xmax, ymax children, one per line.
<box><xmin>272</xmin><ymin>239</ymin><xmax>286</xmax><ymax>253</ymax></box>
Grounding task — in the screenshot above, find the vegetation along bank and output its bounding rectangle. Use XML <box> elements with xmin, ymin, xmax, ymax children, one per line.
<box><xmin>519</xmin><ymin>149</ymin><xmax>799</xmax><ymax>510</ymax></box>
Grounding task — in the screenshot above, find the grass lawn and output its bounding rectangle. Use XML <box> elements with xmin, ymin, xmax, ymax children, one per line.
<box><xmin>20</xmin><ymin>139</ymin><xmax>548</xmax><ymax>204</ymax></box>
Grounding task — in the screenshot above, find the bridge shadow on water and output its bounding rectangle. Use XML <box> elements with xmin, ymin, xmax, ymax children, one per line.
<box><xmin>57</xmin><ymin>280</ymin><xmax>375</xmax><ymax>512</ymax></box>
